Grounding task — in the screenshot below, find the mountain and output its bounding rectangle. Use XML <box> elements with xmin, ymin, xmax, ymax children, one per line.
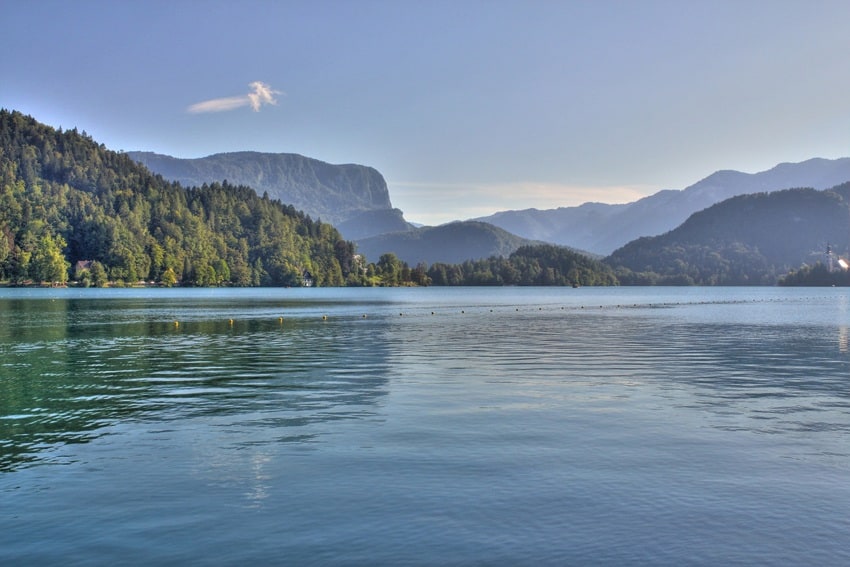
<box><xmin>355</xmin><ymin>221</ymin><xmax>545</xmax><ymax>266</ymax></box>
<box><xmin>128</xmin><ymin>151</ymin><xmax>412</xmax><ymax>239</ymax></box>
<box><xmin>605</xmin><ymin>183</ymin><xmax>850</xmax><ymax>285</ymax></box>
<box><xmin>0</xmin><ymin>110</ymin><xmax>359</xmax><ymax>286</ymax></box>
<box><xmin>476</xmin><ymin>158</ymin><xmax>850</xmax><ymax>255</ymax></box>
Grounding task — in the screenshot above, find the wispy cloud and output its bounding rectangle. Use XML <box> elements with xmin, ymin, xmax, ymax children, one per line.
<box><xmin>188</xmin><ymin>81</ymin><xmax>282</xmax><ymax>114</ymax></box>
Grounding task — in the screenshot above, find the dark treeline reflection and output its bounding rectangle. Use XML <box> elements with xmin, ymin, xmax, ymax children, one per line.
<box><xmin>0</xmin><ymin>298</ymin><xmax>391</xmax><ymax>472</ymax></box>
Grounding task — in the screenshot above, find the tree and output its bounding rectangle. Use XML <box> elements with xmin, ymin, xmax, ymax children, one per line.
<box><xmin>377</xmin><ymin>253</ymin><xmax>403</xmax><ymax>286</ymax></box>
<box><xmin>160</xmin><ymin>267</ymin><xmax>178</xmax><ymax>287</ymax></box>
<box><xmin>89</xmin><ymin>260</ymin><xmax>108</xmax><ymax>287</ymax></box>
<box><xmin>30</xmin><ymin>233</ymin><xmax>69</xmax><ymax>283</ymax></box>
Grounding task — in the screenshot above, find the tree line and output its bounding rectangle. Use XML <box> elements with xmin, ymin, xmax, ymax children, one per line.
<box><xmin>363</xmin><ymin>245</ymin><xmax>617</xmax><ymax>287</ymax></box>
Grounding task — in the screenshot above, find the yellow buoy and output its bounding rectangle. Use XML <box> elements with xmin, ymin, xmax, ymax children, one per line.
<box><xmin>229</xmin><ymin>319</ymin><xmax>234</xmax><ymax>325</ymax></box>
<box><xmin>322</xmin><ymin>315</ymin><xmax>328</xmax><ymax>320</ymax></box>
<box><xmin>174</xmin><ymin>321</ymin><xmax>179</xmax><ymax>327</ymax></box>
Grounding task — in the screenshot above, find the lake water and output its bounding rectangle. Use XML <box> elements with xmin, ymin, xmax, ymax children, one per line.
<box><xmin>1</xmin><ymin>286</ymin><xmax>849</xmax><ymax>565</ymax></box>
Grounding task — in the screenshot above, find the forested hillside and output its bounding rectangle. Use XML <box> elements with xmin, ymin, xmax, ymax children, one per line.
<box><xmin>0</xmin><ymin>110</ymin><xmax>357</xmax><ymax>286</ymax></box>
<box><xmin>363</xmin><ymin>244</ymin><xmax>617</xmax><ymax>287</ymax></box>
<box><xmin>427</xmin><ymin>244</ymin><xmax>618</xmax><ymax>286</ymax></box>
<box><xmin>606</xmin><ymin>185</ymin><xmax>850</xmax><ymax>285</ymax></box>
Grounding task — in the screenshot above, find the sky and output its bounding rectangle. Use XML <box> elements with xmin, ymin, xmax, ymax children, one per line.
<box><xmin>3</xmin><ymin>0</ymin><xmax>850</xmax><ymax>225</ymax></box>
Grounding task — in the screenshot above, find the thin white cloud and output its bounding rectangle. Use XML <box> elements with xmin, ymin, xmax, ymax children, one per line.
<box><xmin>188</xmin><ymin>81</ymin><xmax>282</xmax><ymax>114</ymax></box>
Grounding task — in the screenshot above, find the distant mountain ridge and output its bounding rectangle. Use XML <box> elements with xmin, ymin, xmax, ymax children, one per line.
<box><xmin>476</xmin><ymin>158</ymin><xmax>850</xmax><ymax>255</ymax></box>
<box><xmin>128</xmin><ymin>151</ymin><xmax>412</xmax><ymax>239</ymax></box>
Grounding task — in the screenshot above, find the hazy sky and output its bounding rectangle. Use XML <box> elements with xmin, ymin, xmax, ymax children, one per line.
<box><xmin>3</xmin><ymin>0</ymin><xmax>849</xmax><ymax>225</ymax></box>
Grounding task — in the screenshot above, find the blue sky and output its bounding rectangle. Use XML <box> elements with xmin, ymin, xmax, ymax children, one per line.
<box><xmin>3</xmin><ymin>0</ymin><xmax>850</xmax><ymax>225</ymax></box>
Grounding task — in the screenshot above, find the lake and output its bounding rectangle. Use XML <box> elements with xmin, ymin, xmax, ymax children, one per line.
<box><xmin>1</xmin><ymin>286</ymin><xmax>849</xmax><ymax>565</ymax></box>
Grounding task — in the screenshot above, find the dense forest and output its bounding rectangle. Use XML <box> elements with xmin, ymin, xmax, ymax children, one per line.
<box><xmin>365</xmin><ymin>245</ymin><xmax>617</xmax><ymax>287</ymax></box>
<box><xmin>0</xmin><ymin>109</ymin><xmax>359</xmax><ymax>286</ymax></box>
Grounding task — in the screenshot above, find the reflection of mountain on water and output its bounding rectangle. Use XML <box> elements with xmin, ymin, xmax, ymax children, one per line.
<box><xmin>0</xmin><ymin>298</ymin><xmax>391</xmax><ymax>472</ymax></box>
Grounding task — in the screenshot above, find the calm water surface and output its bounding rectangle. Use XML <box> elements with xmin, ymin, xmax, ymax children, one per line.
<box><xmin>1</xmin><ymin>287</ymin><xmax>849</xmax><ymax>565</ymax></box>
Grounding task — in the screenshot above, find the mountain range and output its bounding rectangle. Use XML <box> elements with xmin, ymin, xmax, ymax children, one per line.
<box><xmin>132</xmin><ymin>150</ymin><xmax>850</xmax><ymax>266</ymax></box>
<box><xmin>9</xmin><ymin>108</ymin><xmax>850</xmax><ymax>287</ymax></box>
<box><xmin>475</xmin><ymin>158</ymin><xmax>850</xmax><ymax>256</ymax></box>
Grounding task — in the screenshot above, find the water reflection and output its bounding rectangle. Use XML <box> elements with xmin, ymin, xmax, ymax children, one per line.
<box><xmin>3</xmin><ymin>289</ymin><xmax>850</xmax><ymax>474</ymax></box>
<box><xmin>0</xmin><ymin>297</ymin><xmax>391</xmax><ymax>472</ymax></box>
<box><xmin>378</xmin><ymin>304</ymin><xmax>850</xmax><ymax>443</ymax></box>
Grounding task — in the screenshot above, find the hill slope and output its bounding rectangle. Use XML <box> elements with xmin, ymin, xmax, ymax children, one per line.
<box><xmin>605</xmin><ymin>184</ymin><xmax>850</xmax><ymax>285</ymax></box>
<box><xmin>477</xmin><ymin>158</ymin><xmax>850</xmax><ymax>255</ymax></box>
<box><xmin>355</xmin><ymin>221</ymin><xmax>544</xmax><ymax>266</ymax></box>
<box><xmin>0</xmin><ymin>110</ymin><xmax>357</xmax><ymax>286</ymax></box>
<box><xmin>128</xmin><ymin>151</ymin><xmax>412</xmax><ymax>239</ymax></box>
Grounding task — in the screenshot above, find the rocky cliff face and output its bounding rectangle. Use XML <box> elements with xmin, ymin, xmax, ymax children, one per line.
<box><xmin>129</xmin><ymin>151</ymin><xmax>411</xmax><ymax>238</ymax></box>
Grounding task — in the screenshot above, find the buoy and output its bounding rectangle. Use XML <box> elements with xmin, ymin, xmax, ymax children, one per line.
<box><xmin>229</xmin><ymin>319</ymin><xmax>234</xmax><ymax>325</ymax></box>
<box><xmin>174</xmin><ymin>321</ymin><xmax>179</xmax><ymax>327</ymax></box>
<box><xmin>322</xmin><ymin>315</ymin><xmax>328</xmax><ymax>320</ymax></box>
<box><xmin>279</xmin><ymin>317</ymin><xmax>283</xmax><ymax>323</ymax></box>
<box><xmin>363</xmin><ymin>314</ymin><xmax>367</xmax><ymax>318</ymax></box>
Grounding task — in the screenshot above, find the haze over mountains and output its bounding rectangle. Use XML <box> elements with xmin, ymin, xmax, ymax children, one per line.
<box><xmin>355</xmin><ymin>221</ymin><xmax>544</xmax><ymax>266</ymax></box>
<box><xmin>132</xmin><ymin>151</ymin><xmax>850</xmax><ymax>266</ymax></box>
<box><xmin>476</xmin><ymin>158</ymin><xmax>850</xmax><ymax>255</ymax></box>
